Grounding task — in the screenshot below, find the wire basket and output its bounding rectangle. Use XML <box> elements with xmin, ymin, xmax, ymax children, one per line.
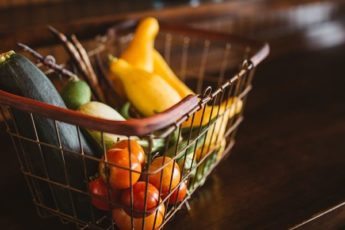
<box><xmin>0</xmin><ymin>20</ymin><xmax>269</xmax><ymax>230</ymax></box>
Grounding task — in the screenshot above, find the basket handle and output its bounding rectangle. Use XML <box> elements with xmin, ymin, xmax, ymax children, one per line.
<box><xmin>0</xmin><ymin>89</ymin><xmax>199</xmax><ymax>136</ymax></box>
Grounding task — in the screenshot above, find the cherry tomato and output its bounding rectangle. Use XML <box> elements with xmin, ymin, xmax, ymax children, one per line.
<box><xmin>99</xmin><ymin>148</ymin><xmax>142</xmax><ymax>189</ymax></box>
<box><xmin>88</xmin><ymin>177</ymin><xmax>118</xmax><ymax>211</ymax></box>
<box><xmin>164</xmin><ymin>181</ymin><xmax>187</xmax><ymax>205</ymax></box>
<box><xmin>148</xmin><ymin>156</ymin><xmax>181</xmax><ymax>196</ymax></box>
<box><xmin>121</xmin><ymin>181</ymin><xmax>160</xmax><ymax>212</ymax></box>
<box><xmin>112</xmin><ymin>140</ymin><xmax>145</xmax><ymax>165</ymax></box>
<box><xmin>112</xmin><ymin>202</ymin><xmax>165</xmax><ymax>230</ymax></box>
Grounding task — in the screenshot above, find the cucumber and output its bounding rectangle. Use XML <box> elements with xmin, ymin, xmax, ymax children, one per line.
<box><xmin>60</xmin><ymin>79</ymin><xmax>91</xmax><ymax>110</ymax></box>
<box><xmin>78</xmin><ymin>101</ymin><xmax>127</xmax><ymax>149</ymax></box>
<box><xmin>0</xmin><ymin>51</ymin><xmax>101</xmax><ymax>221</ymax></box>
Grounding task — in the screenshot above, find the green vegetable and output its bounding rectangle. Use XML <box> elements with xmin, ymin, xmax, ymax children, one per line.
<box><xmin>120</xmin><ymin>102</ymin><xmax>131</xmax><ymax>119</ymax></box>
<box><xmin>189</xmin><ymin>147</ymin><xmax>219</xmax><ymax>191</ymax></box>
<box><xmin>166</xmin><ymin>130</ymin><xmax>206</xmax><ymax>175</ymax></box>
<box><xmin>0</xmin><ymin>51</ymin><xmax>100</xmax><ymax>221</ymax></box>
<box><xmin>79</xmin><ymin>101</ymin><xmax>167</xmax><ymax>153</ymax></box>
<box><xmin>78</xmin><ymin>101</ymin><xmax>126</xmax><ymax>149</ymax></box>
<box><xmin>61</xmin><ymin>78</ymin><xmax>91</xmax><ymax>109</ymax></box>
<box><xmin>137</xmin><ymin>138</ymin><xmax>165</xmax><ymax>154</ymax></box>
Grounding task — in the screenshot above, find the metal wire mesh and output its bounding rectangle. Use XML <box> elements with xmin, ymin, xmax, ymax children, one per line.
<box><xmin>0</xmin><ymin>23</ymin><xmax>261</xmax><ymax>230</ymax></box>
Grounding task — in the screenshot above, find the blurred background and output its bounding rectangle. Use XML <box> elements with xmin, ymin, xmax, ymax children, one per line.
<box><xmin>1</xmin><ymin>0</ymin><xmax>345</xmax><ymax>229</ymax></box>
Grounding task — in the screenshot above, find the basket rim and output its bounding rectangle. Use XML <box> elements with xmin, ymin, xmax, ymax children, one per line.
<box><xmin>0</xmin><ymin>21</ymin><xmax>269</xmax><ymax>137</ymax></box>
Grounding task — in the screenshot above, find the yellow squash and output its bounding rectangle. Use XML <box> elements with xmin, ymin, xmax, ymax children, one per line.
<box><xmin>120</xmin><ymin>17</ymin><xmax>159</xmax><ymax>72</ymax></box>
<box><xmin>152</xmin><ymin>47</ymin><xmax>243</xmax><ymax>131</ymax></box>
<box><xmin>183</xmin><ymin>97</ymin><xmax>242</xmax><ymax>150</ymax></box>
<box><xmin>110</xmin><ymin>58</ymin><xmax>182</xmax><ymax>116</ymax></box>
<box><xmin>112</xmin><ymin>17</ymin><xmax>159</xmax><ymax>98</ymax></box>
<box><xmin>182</xmin><ymin>97</ymin><xmax>243</xmax><ymax>128</ymax></box>
<box><xmin>195</xmin><ymin>138</ymin><xmax>227</xmax><ymax>162</ymax></box>
<box><xmin>153</xmin><ymin>49</ymin><xmax>194</xmax><ymax>98</ymax></box>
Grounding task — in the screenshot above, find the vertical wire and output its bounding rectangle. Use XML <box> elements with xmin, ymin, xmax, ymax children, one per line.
<box><xmin>30</xmin><ymin>113</ymin><xmax>59</xmax><ymax>210</ymax></box>
<box><xmin>180</xmin><ymin>37</ymin><xmax>190</xmax><ymax>82</ymax></box>
<box><xmin>217</xmin><ymin>43</ymin><xmax>231</xmax><ymax>87</ymax></box>
<box><xmin>188</xmin><ymin>96</ymin><xmax>209</xmax><ymax>192</ymax></box>
<box><xmin>205</xmin><ymin>89</ymin><xmax>226</xmax><ymax>161</ymax></box>
<box><xmin>196</xmin><ymin>40</ymin><xmax>210</xmax><ymax>94</ymax></box>
<box><xmin>227</xmin><ymin>73</ymin><xmax>243</xmax><ymax>143</ymax></box>
<box><xmin>142</xmin><ymin>136</ymin><xmax>154</xmax><ymax>229</ymax></box>
<box><xmin>7</xmin><ymin>108</ymin><xmax>44</xmax><ymax>205</ymax></box>
<box><xmin>152</xmin><ymin>132</ymin><xmax>172</xmax><ymax>230</ymax></box>
<box><xmin>213</xmin><ymin>84</ymin><xmax>231</xmax><ymax>151</ymax></box>
<box><xmin>162</xmin><ymin>125</ymin><xmax>182</xmax><ymax>217</ymax></box>
<box><xmin>191</xmin><ymin>91</ymin><xmax>217</xmax><ymax>188</ymax></box>
<box><xmin>181</xmin><ymin>110</ymin><xmax>197</xmax><ymax>195</ymax></box>
<box><xmin>127</xmin><ymin>136</ymin><xmax>134</xmax><ymax>230</ymax></box>
<box><xmin>231</xmin><ymin>66</ymin><xmax>253</xmax><ymax>142</ymax></box>
<box><xmin>0</xmin><ymin>106</ymin><xmax>40</xmax><ymax>214</ymax></box>
<box><xmin>211</xmin><ymin>42</ymin><xmax>233</xmax><ymax>148</ymax></box>
<box><xmin>141</xmin><ymin>137</ymin><xmax>149</xmax><ymax>230</ymax></box>
<box><xmin>164</xmin><ymin>33</ymin><xmax>172</xmax><ymax>65</ymax></box>
<box><xmin>171</xmin><ymin>125</ymin><xmax>184</xmax><ymax>210</ymax></box>
<box><xmin>76</xmin><ymin>125</ymin><xmax>96</xmax><ymax>224</ymax></box>
<box><xmin>0</xmin><ymin>106</ymin><xmax>25</xmax><ymax>171</ymax></box>
<box><xmin>53</xmin><ymin>120</ymin><xmax>77</xmax><ymax>219</ymax></box>
<box><xmin>101</xmin><ymin>132</ymin><xmax>115</xmax><ymax>230</ymax></box>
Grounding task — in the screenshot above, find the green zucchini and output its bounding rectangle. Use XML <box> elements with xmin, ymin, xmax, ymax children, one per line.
<box><xmin>0</xmin><ymin>51</ymin><xmax>101</xmax><ymax>221</ymax></box>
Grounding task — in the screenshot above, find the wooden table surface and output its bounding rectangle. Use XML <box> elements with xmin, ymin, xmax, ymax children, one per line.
<box><xmin>1</xmin><ymin>41</ymin><xmax>345</xmax><ymax>230</ymax></box>
<box><xmin>1</xmin><ymin>1</ymin><xmax>345</xmax><ymax>229</ymax></box>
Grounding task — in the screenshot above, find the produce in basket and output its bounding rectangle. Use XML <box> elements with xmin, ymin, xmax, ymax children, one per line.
<box><xmin>109</xmin><ymin>17</ymin><xmax>243</xmax><ymax>130</ymax></box>
<box><xmin>121</xmin><ymin>17</ymin><xmax>158</xmax><ymax>72</ymax></box>
<box><xmin>89</xmin><ymin>177</ymin><xmax>119</xmax><ymax>211</ymax></box>
<box><xmin>112</xmin><ymin>139</ymin><xmax>145</xmax><ymax>165</ymax></box>
<box><xmin>120</xmin><ymin>181</ymin><xmax>160</xmax><ymax>213</ymax></box>
<box><xmin>148</xmin><ymin>156</ymin><xmax>181</xmax><ymax>196</ymax></box>
<box><xmin>99</xmin><ymin>148</ymin><xmax>142</xmax><ymax>189</ymax></box>
<box><xmin>0</xmin><ymin>51</ymin><xmax>100</xmax><ymax>221</ymax></box>
<box><xmin>0</xmin><ymin>12</ymin><xmax>269</xmax><ymax>230</ymax></box>
<box><xmin>78</xmin><ymin>101</ymin><xmax>126</xmax><ymax>149</ymax></box>
<box><xmin>110</xmin><ymin>57</ymin><xmax>182</xmax><ymax>116</ymax></box>
<box><xmin>152</xmin><ymin>49</ymin><xmax>194</xmax><ymax>98</ymax></box>
<box><xmin>112</xmin><ymin>201</ymin><xmax>165</xmax><ymax>230</ymax></box>
<box><xmin>60</xmin><ymin>77</ymin><xmax>91</xmax><ymax>110</ymax></box>
<box><xmin>163</xmin><ymin>180</ymin><xmax>187</xmax><ymax>205</ymax></box>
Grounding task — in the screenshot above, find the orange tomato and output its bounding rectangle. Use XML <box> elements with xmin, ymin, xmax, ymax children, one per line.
<box><xmin>112</xmin><ymin>202</ymin><xmax>165</xmax><ymax>230</ymax></box>
<box><xmin>89</xmin><ymin>177</ymin><xmax>119</xmax><ymax>211</ymax></box>
<box><xmin>121</xmin><ymin>181</ymin><xmax>160</xmax><ymax>212</ymax></box>
<box><xmin>164</xmin><ymin>181</ymin><xmax>187</xmax><ymax>205</ymax></box>
<box><xmin>99</xmin><ymin>148</ymin><xmax>141</xmax><ymax>189</ymax></box>
<box><xmin>148</xmin><ymin>156</ymin><xmax>181</xmax><ymax>196</ymax></box>
<box><xmin>112</xmin><ymin>140</ymin><xmax>145</xmax><ymax>165</ymax></box>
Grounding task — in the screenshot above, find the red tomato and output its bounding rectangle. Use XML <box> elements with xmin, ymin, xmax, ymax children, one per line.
<box><xmin>112</xmin><ymin>140</ymin><xmax>145</xmax><ymax>165</ymax></box>
<box><xmin>148</xmin><ymin>156</ymin><xmax>181</xmax><ymax>196</ymax></box>
<box><xmin>99</xmin><ymin>148</ymin><xmax>142</xmax><ymax>189</ymax></box>
<box><xmin>112</xmin><ymin>202</ymin><xmax>165</xmax><ymax>230</ymax></box>
<box><xmin>165</xmin><ymin>181</ymin><xmax>187</xmax><ymax>205</ymax></box>
<box><xmin>121</xmin><ymin>181</ymin><xmax>160</xmax><ymax>213</ymax></box>
<box><xmin>88</xmin><ymin>177</ymin><xmax>118</xmax><ymax>211</ymax></box>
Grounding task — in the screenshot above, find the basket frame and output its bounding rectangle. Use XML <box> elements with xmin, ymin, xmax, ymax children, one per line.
<box><xmin>0</xmin><ymin>21</ymin><xmax>269</xmax><ymax>230</ymax></box>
